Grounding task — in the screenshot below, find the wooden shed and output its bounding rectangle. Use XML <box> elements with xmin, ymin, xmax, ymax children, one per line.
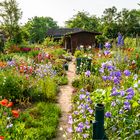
<box><xmin>46</xmin><ymin>28</ymin><xmax>101</xmax><ymax>54</ymax></box>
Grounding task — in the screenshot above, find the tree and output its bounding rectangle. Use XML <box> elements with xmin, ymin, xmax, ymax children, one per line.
<box><xmin>65</xmin><ymin>11</ymin><xmax>100</xmax><ymax>32</ymax></box>
<box><xmin>117</xmin><ymin>9</ymin><xmax>140</xmax><ymax>36</ymax></box>
<box><xmin>101</xmin><ymin>6</ymin><xmax>119</xmax><ymax>39</ymax></box>
<box><xmin>24</xmin><ymin>16</ymin><xmax>58</xmax><ymax>43</ymax></box>
<box><xmin>0</xmin><ymin>0</ymin><xmax>22</xmax><ymax>43</ymax></box>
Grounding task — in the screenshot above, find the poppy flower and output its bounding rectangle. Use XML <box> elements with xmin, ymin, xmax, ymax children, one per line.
<box><xmin>12</xmin><ymin>110</ymin><xmax>20</xmax><ymax>118</ymax></box>
<box><xmin>0</xmin><ymin>99</ymin><xmax>8</xmax><ymax>106</ymax></box>
<box><xmin>7</xmin><ymin>102</ymin><xmax>13</xmax><ymax>108</ymax></box>
<box><xmin>0</xmin><ymin>136</ymin><xmax>4</xmax><ymax>140</ymax></box>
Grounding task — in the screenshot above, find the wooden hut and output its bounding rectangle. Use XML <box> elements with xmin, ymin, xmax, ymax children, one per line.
<box><xmin>46</xmin><ymin>28</ymin><xmax>101</xmax><ymax>54</ymax></box>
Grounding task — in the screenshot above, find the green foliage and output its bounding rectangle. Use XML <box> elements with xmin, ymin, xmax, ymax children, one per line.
<box><xmin>31</xmin><ymin>77</ymin><xmax>58</xmax><ymax>102</ymax></box>
<box><xmin>54</xmin><ymin>75</ymin><xmax>68</xmax><ymax>85</ymax></box>
<box><xmin>23</xmin><ymin>102</ymin><xmax>61</xmax><ymax>140</ymax></box>
<box><xmin>0</xmin><ymin>0</ymin><xmax>22</xmax><ymax>43</ymax></box>
<box><xmin>74</xmin><ymin>50</ymin><xmax>84</xmax><ymax>58</ymax></box>
<box><xmin>43</xmin><ymin>37</ymin><xmax>62</xmax><ymax>46</ymax></box>
<box><xmin>101</xmin><ymin>7</ymin><xmax>140</xmax><ymax>39</ymax></box>
<box><xmin>124</xmin><ymin>37</ymin><xmax>136</xmax><ymax>48</ymax></box>
<box><xmin>0</xmin><ymin>71</ymin><xmax>31</xmax><ymax>100</ymax></box>
<box><xmin>24</xmin><ymin>16</ymin><xmax>58</xmax><ymax>43</ymax></box>
<box><xmin>65</xmin><ymin>11</ymin><xmax>100</xmax><ymax>32</ymax></box>
<box><xmin>51</xmin><ymin>48</ymin><xmax>66</xmax><ymax>58</ymax></box>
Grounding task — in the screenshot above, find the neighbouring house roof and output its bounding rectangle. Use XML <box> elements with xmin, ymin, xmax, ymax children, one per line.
<box><xmin>46</xmin><ymin>28</ymin><xmax>102</xmax><ymax>38</ymax></box>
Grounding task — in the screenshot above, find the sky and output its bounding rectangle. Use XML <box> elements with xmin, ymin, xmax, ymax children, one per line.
<box><xmin>16</xmin><ymin>0</ymin><xmax>140</xmax><ymax>27</ymax></box>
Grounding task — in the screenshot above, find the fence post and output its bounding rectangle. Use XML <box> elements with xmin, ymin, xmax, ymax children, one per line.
<box><xmin>93</xmin><ymin>104</ymin><xmax>108</xmax><ymax>140</ymax></box>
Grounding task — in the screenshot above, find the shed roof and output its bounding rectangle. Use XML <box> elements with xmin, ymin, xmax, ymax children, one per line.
<box><xmin>46</xmin><ymin>28</ymin><xmax>101</xmax><ymax>38</ymax></box>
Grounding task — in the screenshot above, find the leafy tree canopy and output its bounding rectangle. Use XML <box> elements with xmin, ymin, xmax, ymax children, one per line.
<box><xmin>65</xmin><ymin>11</ymin><xmax>100</xmax><ymax>32</ymax></box>
<box><xmin>24</xmin><ymin>16</ymin><xmax>58</xmax><ymax>43</ymax></box>
<box><xmin>0</xmin><ymin>0</ymin><xmax>22</xmax><ymax>43</ymax></box>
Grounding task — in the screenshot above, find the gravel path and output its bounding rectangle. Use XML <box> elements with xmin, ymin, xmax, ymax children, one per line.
<box><xmin>52</xmin><ymin>57</ymin><xmax>76</xmax><ymax>140</ymax></box>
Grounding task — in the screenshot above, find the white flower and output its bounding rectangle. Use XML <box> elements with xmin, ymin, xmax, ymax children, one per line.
<box><xmin>63</xmin><ymin>134</ymin><xmax>66</xmax><ymax>138</ymax></box>
<box><xmin>7</xmin><ymin>117</ymin><xmax>11</xmax><ymax>120</ymax></box>
<box><xmin>6</xmin><ymin>124</ymin><xmax>13</xmax><ymax>128</ymax></box>
<box><xmin>134</xmin><ymin>83</ymin><xmax>138</xmax><ymax>88</ymax></box>
<box><xmin>59</xmin><ymin>127</ymin><xmax>63</xmax><ymax>131</ymax></box>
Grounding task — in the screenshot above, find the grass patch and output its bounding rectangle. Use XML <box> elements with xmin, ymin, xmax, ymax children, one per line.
<box><xmin>22</xmin><ymin>102</ymin><xmax>61</xmax><ymax>140</ymax></box>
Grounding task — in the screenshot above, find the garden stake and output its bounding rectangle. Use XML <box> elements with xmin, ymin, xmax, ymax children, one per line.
<box><xmin>93</xmin><ymin>104</ymin><xmax>108</xmax><ymax>140</ymax></box>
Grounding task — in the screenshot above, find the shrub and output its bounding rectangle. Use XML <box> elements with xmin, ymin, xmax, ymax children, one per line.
<box><xmin>0</xmin><ymin>71</ymin><xmax>31</xmax><ymax>100</ymax></box>
<box><xmin>23</xmin><ymin>102</ymin><xmax>61</xmax><ymax>139</ymax></box>
<box><xmin>31</xmin><ymin>77</ymin><xmax>58</xmax><ymax>102</ymax></box>
<box><xmin>54</xmin><ymin>75</ymin><xmax>68</xmax><ymax>85</ymax></box>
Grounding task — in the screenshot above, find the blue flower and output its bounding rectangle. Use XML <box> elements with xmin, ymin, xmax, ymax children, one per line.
<box><xmin>105</xmin><ymin>112</ymin><xmax>112</xmax><ymax>118</ymax></box>
<box><xmin>82</xmin><ymin>134</ymin><xmax>89</xmax><ymax>138</ymax></box>
<box><xmin>115</xmin><ymin>71</ymin><xmax>121</xmax><ymax>77</ymax></box>
<box><xmin>102</xmin><ymin>76</ymin><xmax>107</xmax><ymax>81</ymax></box>
<box><xmin>88</xmin><ymin>109</ymin><xmax>93</xmax><ymax>114</ymax></box>
<box><xmin>79</xmin><ymin>94</ymin><xmax>86</xmax><ymax>100</ymax></box>
<box><xmin>85</xmin><ymin>70</ymin><xmax>91</xmax><ymax>77</ymax></box>
<box><xmin>120</xmin><ymin>90</ymin><xmax>125</xmax><ymax>96</ymax></box>
<box><xmin>111</xmin><ymin>101</ymin><xmax>116</xmax><ymax>107</ymax></box>
<box><xmin>124</xmin><ymin>70</ymin><xmax>131</xmax><ymax>76</ymax></box>
<box><xmin>105</xmin><ymin>42</ymin><xmax>111</xmax><ymax>49</ymax></box>
<box><xmin>124</xmin><ymin>101</ymin><xmax>131</xmax><ymax>110</ymax></box>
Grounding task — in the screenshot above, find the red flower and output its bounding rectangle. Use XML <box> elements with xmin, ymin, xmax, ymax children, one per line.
<box><xmin>7</xmin><ymin>102</ymin><xmax>13</xmax><ymax>108</ymax></box>
<box><xmin>0</xmin><ymin>99</ymin><xmax>8</xmax><ymax>106</ymax></box>
<box><xmin>0</xmin><ymin>136</ymin><xmax>4</xmax><ymax>140</ymax></box>
<box><xmin>12</xmin><ymin>110</ymin><xmax>20</xmax><ymax>118</ymax></box>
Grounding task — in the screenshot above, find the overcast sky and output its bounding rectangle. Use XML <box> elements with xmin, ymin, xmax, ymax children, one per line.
<box><xmin>16</xmin><ymin>0</ymin><xmax>140</xmax><ymax>26</ymax></box>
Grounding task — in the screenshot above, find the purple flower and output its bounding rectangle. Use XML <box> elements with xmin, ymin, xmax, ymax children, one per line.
<box><xmin>124</xmin><ymin>101</ymin><xmax>131</xmax><ymax>110</ymax></box>
<box><xmin>99</xmin><ymin>68</ymin><xmax>104</xmax><ymax>73</ymax></box>
<box><xmin>111</xmin><ymin>90</ymin><xmax>120</xmax><ymax>96</ymax></box>
<box><xmin>105</xmin><ymin>42</ymin><xmax>111</xmax><ymax>49</ymax></box>
<box><xmin>88</xmin><ymin>109</ymin><xmax>93</xmax><ymax>114</ymax></box>
<box><xmin>86</xmin><ymin>92</ymin><xmax>90</xmax><ymax>96</ymax></box>
<box><xmin>104</xmin><ymin>50</ymin><xmax>110</xmax><ymax>56</ymax></box>
<box><xmin>74</xmin><ymin>111</ymin><xmax>79</xmax><ymax>115</ymax></box>
<box><xmin>126</xmin><ymin>87</ymin><xmax>134</xmax><ymax>95</ymax></box>
<box><xmin>102</xmin><ymin>76</ymin><xmax>107</xmax><ymax>81</ymax></box>
<box><xmin>105</xmin><ymin>112</ymin><xmax>112</xmax><ymax>118</ymax></box>
<box><xmin>86</xmin><ymin>125</ymin><xmax>90</xmax><ymax>129</ymax></box>
<box><xmin>78</xmin><ymin>122</ymin><xmax>84</xmax><ymax>129</ymax></box>
<box><xmin>83</xmin><ymin>134</ymin><xmax>89</xmax><ymax>138</ymax></box>
<box><xmin>80</xmin><ymin>88</ymin><xmax>85</xmax><ymax>92</ymax></box>
<box><xmin>126</xmin><ymin>94</ymin><xmax>133</xmax><ymax>100</ymax></box>
<box><xmin>117</xmin><ymin>33</ymin><xmax>124</xmax><ymax>46</ymax></box>
<box><xmin>67</xmin><ymin>127</ymin><xmax>73</xmax><ymax>133</ymax></box>
<box><xmin>85</xmin><ymin>70</ymin><xmax>91</xmax><ymax>77</ymax></box>
<box><xmin>119</xmin><ymin>109</ymin><xmax>123</xmax><ymax>114</ymax></box>
<box><xmin>76</xmin><ymin>126</ymin><xmax>83</xmax><ymax>132</ymax></box>
<box><xmin>79</xmin><ymin>94</ymin><xmax>86</xmax><ymax>100</ymax></box>
<box><xmin>114</xmin><ymin>77</ymin><xmax>120</xmax><ymax>85</ymax></box>
<box><xmin>68</xmin><ymin>115</ymin><xmax>73</xmax><ymax>124</ymax></box>
<box><xmin>107</xmin><ymin>65</ymin><xmax>114</xmax><ymax>71</ymax></box>
<box><xmin>124</xmin><ymin>70</ymin><xmax>131</xmax><ymax>76</ymax></box>
<box><xmin>115</xmin><ymin>71</ymin><xmax>121</xmax><ymax>77</ymax></box>
<box><xmin>120</xmin><ymin>90</ymin><xmax>125</xmax><ymax>96</ymax></box>
<box><xmin>111</xmin><ymin>101</ymin><xmax>116</xmax><ymax>107</ymax></box>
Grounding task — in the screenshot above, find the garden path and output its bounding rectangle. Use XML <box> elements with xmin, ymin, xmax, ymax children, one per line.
<box><xmin>53</xmin><ymin>57</ymin><xmax>76</xmax><ymax>140</ymax></box>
